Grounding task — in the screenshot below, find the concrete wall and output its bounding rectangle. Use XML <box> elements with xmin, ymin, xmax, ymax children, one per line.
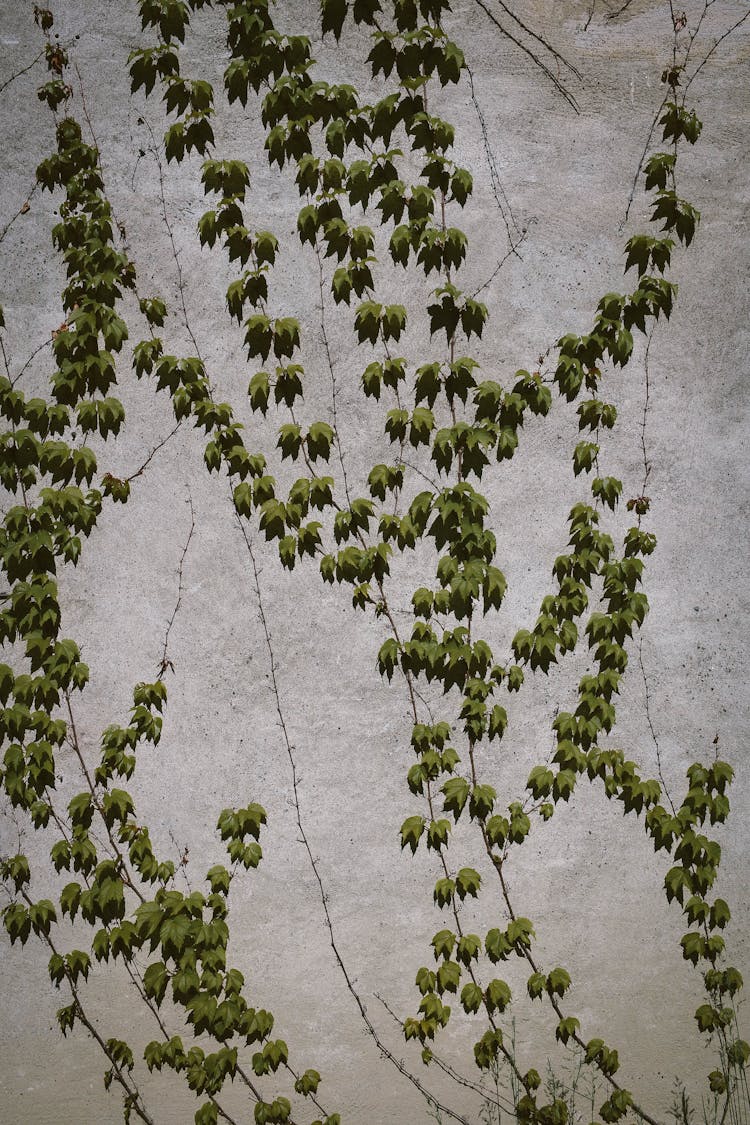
<box><xmin>1</xmin><ymin>1</ymin><xmax>748</xmax><ymax>1121</ymax></box>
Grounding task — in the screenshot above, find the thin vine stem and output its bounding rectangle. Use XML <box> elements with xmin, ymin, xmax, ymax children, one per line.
<box><xmin>19</xmin><ymin>891</ymin><xmax>156</xmax><ymax>1125</ymax></box>
<box><xmin>471</xmin><ymin>0</ymin><xmax>581</xmax><ymax>113</ymax></box>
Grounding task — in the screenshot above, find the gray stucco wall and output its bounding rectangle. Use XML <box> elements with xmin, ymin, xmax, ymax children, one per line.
<box><xmin>1</xmin><ymin>1</ymin><xmax>748</xmax><ymax>1122</ymax></box>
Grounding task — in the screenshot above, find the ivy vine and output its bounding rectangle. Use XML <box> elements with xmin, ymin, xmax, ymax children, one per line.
<box><xmin>1</xmin><ymin>2</ymin><xmax>748</xmax><ymax>1124</ymax></box>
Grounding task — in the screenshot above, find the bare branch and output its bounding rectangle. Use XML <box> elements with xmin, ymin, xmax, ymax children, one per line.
<box><xmin>159</xmin><ymin>494</ymin><xmax>196</xmax><ymax>677</ymax></box>
<box><xmin>0</xmin><ymin>182</ymin><xmax>39</xmax><ymax>250</ymax></box>
<box><xmin>0</xmin><ymin>46</ymin><xmax>45</xmax><ymax>96</ymax></box>
<box><xmin>684</xmin><ymin>8</ymin><xmax>750</xmax><ymax>96</ymax></box>
<box><xmin>471</xmin><ymin>0</ymin><xmax>581</xmax><ymax>113</ymax></box>
<box><xmin>124</xmin><ymin>420</ymin><xmax>183</xmax><ymax>484</ymax></box>
<box><xmin>233</xmin><ymin>514</ymin><xmax>474</xmax><ymax>1125</ymax></box>
<box><xmin>488</xmin><ymin>0</ymin><xmax>583</xmax><ymax>79</ymax></box>
<box><xmin>607</xmin><ymin>0</ymin><xmax>637</xmax><ymax>21</ymax></box>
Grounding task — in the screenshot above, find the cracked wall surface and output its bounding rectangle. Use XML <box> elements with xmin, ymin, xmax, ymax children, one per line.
<box><xmin>1</xmin><ymin>1</ymin><xmax>749</xmax><ymax>1122</ymax></box>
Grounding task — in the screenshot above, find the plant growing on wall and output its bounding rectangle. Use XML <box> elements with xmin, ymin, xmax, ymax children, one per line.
<box><xmin>0</xmin><ymin>2</ymin><xmax>748</xmax><ymax>1123</ymax></box>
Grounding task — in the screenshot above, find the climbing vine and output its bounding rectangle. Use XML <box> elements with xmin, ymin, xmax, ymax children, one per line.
<box><xmin>0</xmin><ymin>2</ymin><xmax>747</xmax><ymax>1124</ymax></box>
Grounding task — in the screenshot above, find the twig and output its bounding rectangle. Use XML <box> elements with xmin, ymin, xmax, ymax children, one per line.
<box><xmin>583</xmin><ymin>0</ymin><xmax>597</xmax><ymax>32</ymax></box>
<box><xmin>683</xmin><ymin>8</ymin><xmax>750</xmax><ymax>96</ymax></box>
<box><xmin>230</xmin><ymin>518</ymin><xmax>331</xmax><ymax>1121</ymax></box>
<box><xmin>471</xmin><ymin>0</ymin><xmax>581</xmax><ymax>113</ymax></box>
<box><xmin>621</xmin><ymin>94</ymin><xmax>669</xmax><ymax>226</ymax></box>
<box><xmin>607</xmin><ymin>0</ymin><xmax>637</xmax><ymax>20</ymax></box>
<box><xmin>639</xmin><ymin>327</ymin><xmax>654</xmax><ymax>499</ymax></box>
<box><xmin>488</xmin><ymin>0</ymin><xmax>583</xmax><ymax>79</ymax></box>
<box><xmin>20</xmin><ymin>889</ymin><xmax>156</xmax><ymax>1125</ymax></box>
<box><xmin>159</xmin><ymin>494</ymin><xmax>195</xmax><ymax>676</ymax></box>
<box><xmin>399</xmin><ymin>457</ymin><xmax>442</xmax><ymax>493</ymax></box>
<box><xmin>484</xmin><ymin>838</ymin><xmax>662</xmax><ymax>1125</ymax></box>
<box><xmin>635</xmin><ymin>327</ymin><xmax>676</xmax><ymax>815</ymax></box>
<box><xmin>466</xmin><ymin>64</ymin><xmax>523</xmax><ymax>249</ymax></box>
<box><xmin>125</xmin><ymin>420</ymin><xmax>183</xmax><ymax>483</ymax></box>
<box><xmin>0</xmin><ymin>182</ymin><xmax>39</xmax><ymax>249</ymax></box>
<box><xmin>0</xmin><ymin>46</ymin><xmax>45</xmax><ymax>96</ymax></box>
<box><xmin>72</xmin><ymin>61</ymin><xmax>101</xmax><ymax>163</ymax></box>
<box><xmin>623</xmin><ymin>1</ymin><xmax>748</xmax><ymax>226</ymax></box>
<box><xmin>470</xmin><ymin>228</ymin><xmax>529</xmax><ymax>299</ymax></box>
<box><xmin>63</xmin><ymin>692</ymin><xmax>146</xmax><ymax>903</ymax></box>
<box><xmin>9</xmin><ymin>332</ymin><xmax>51</xmax><ymax>387</ymax></box>
<box><xmin>138</xmin><ymin>117</ymin><xmax>204</xmax><ymax>363</ymax></box>
<box><xmin>374</xmin><ymin>582</ymin><xmax>529</xmax><ymax>1096</ymax></box>
<box><xmin>638</xmin><ymin>636</ymin><xmax>676</xmax><ymax>814</ymax></box>
<box><xmin>375</xmin><ymin>992</ymin><xmax>518</xmax><ymax>1116</ymax></box>
<box><xmin>233</xmin><ymin>514</ymin><xmax>473</xmax><ymax>1125</ymax></box>
<box><xmin>316</xmin><ymin>245</ymin><xmax>353</xmax><ymax>508</ymax></box>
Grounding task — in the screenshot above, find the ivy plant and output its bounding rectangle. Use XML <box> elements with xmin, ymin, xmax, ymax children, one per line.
<box><xmin>0</xmin><ymin>2</ymin><xmax>748</xmax><ymax>1124</ymax></box>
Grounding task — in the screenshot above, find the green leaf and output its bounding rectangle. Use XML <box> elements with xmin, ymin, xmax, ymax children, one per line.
<box><xmin>377</xmin><ymin>637</ymin><xmax>399</xmax><ymax>681</ymax></box>
<box><xmin>644</xmin><ymin>151</ymin><xmax>676</xmax><ymax>192</ymax></box>
<box><xmin>433</xmin><ymin>877</ymin><xmax>455</xmax><ymax>909</ymax></box>
<box><xmin>592</xmin><ymin>475</ymin><xmax>622</xmax><ymax>509</ymax></box>
<box><xmin>60</xmin><ymin>882</ymin><xmax>82</xmax><ymax>921</ymax></box>
<box><xmin>680</xmin><ymin>930</ymin><xmax>705</xmax><ymax>966</ymax></box>
<box><xmin>695</xmin><ymin>1004</ymin><xmax>716</xmax><ymax>1033</ymax></box>
<box><xmin>708</xmin><ymin>1070</ymin><xmax>727</xmax><ymax>1095</ymax></box>
<box><xmin>485</xmin><ymin>978</ymin><xmax>511</xmax><ymax>1014</ymax></box>
<box><xmin>442</xmin><ymin>776</ymin><xmax>470</xmax><ymax>821</ymax></box>
<box><xmin>426</xmin><ymin>819</ymin><xmax>450</xmax><ymax>852</ymax></box>
<box><xmin>143</xmin><ymin>961</ymin><xmax>169</xmax><ymax>1006</ymax></box>
<box><xmin>710</xmin><ymin>898</ymin><xmax>731</xmax><ymax>930</ymax></box>
<box><xmin>455</xmin><ymin>867</ymin><xmax>481</xmax><ymax>901</ymax></box>
<box><xmin>555</xmin><ymin>1015</ymin><xmax>580</xmax><ymax>1045</ymax></box>
<box><xmin>139</xmin><ymin>297</ymin><xmax>167</xmax><ymax>327</ymax></box>
<box><xmin>727</xmin><ymin>1039</ymin><xmax>750</xmax><ymax>1066</ymax></box>
<box><xmin>484</xmin><ymin>927</ymin><xmax>511</xmax><ymax>964</ymax></box>
<box><xmin>399</xmin><ymin>815</ymin><xmax>425</xmax><ymax>854</ymax></box>
<box><xmin>527</xmin><ymin>972</ymin><xmax>546</xmax><ymax>1000</ymax></box>
<box><xmin>469</xmin><ymin>784</ymin><xmax>495</xmax><ymax>821</ymax></box>
<box><xmin>431</xmin><ymin>929</ymin><xmax>456</xmax><ymax>962</ymax></box>
<box><xmin>195</xmin><ymin>1101</ymin><xmax>219</xmax><ymax>1125</ymax></box>
<box><xmin>456</xmin><ymin>934</ymin><xmax>481</xmax><ymax>966</ymax></box>
<box><xmin>546</xmin><ymin>967</ymin><xmax>571</xmax><ymax>997</ymax></box>
<box><xmin>527</xmin><ymin>765</ymin><xmax>553</xmax><ymax>800</ymax></box>
<box><xmin>450</xmin><ymin>167</ymin><xmax>473</xmax><ymax>206</ymax></box>
<box><xmin>29</xmin><ymin>899</ymin><xmax>56</xmax><ymax>937</ymax></box>
<box><xmin>460</xmin><ymin>981</ymin><xmax>483</xmax><ymax>1014</ymax></box>
<box><xmin>160</xmin><ymin>914</ymin><xmax>192</xmax><ymax>960</ymax></box>
<box><xmin>485</xmin><ymin>815</ymin><xmax>509</xmax><ymax>847</ymax></box>
<box><xmin>436</xmin><ymin>960</ymin><xmax>461</xmax><ymax>994</ymax></box>
<box><xmin>307</xmin><ymin>421</ymin><xmax>334</xmax><ymax>462</ymax></box>
<box><xmin>665</xmin><ymin>865</ymin><xmax>692</xmax><ymax>905</ymax></box>
<box><xmin>294</xmin><ymin>1069</ymin><xmax>321</xmax><ymax>1096</ymax></box>
<box><xmin>600</xmin><ymin>1088</ymin><xmax>633</xmax><ymax>1123</ymax></box>
<box><xmin>474</xmin><ymin>1028</ymin><xmax>503</xmax><ymax>1069</ymax></box>
<box><xmin>3</xmin><ymin>902</ymin><xmax>31</xmax><ymax>945</ymax></box>
<box><xmin>573</xmin><ymin>440</ymin><xmax>599</xmax><ymax>476</ymax></box>
<box><xmin>487</xmin><ymin>705</ymin><xmax>507</xmax><ymax>741</ymax></box>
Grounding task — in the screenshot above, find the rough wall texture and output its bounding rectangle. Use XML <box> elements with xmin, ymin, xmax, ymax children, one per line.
<box><xmin>0</xmin><ymin>1</ymin><xmax>748</xmax><ymax>1122</ymax></box>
